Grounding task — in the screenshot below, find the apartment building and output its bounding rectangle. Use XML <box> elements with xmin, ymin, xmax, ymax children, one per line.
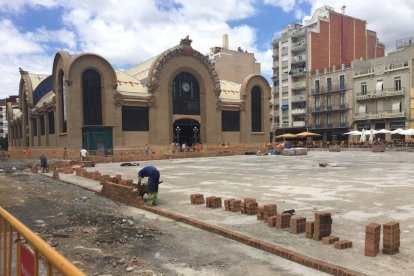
<box><xmin>0</xmin><ymin>99</ymin><xmax>7</xmax><ymax>138</ymax></box>
<box><xmin>271</xmin><ymin>6</ymin><xmax>384</xmax><ymax>136</ymax></box>
<box><xmin>352</xmin><ymin>38</ymin><xmax>414</xmax><ymax>132</ymax></box>
<box><xmin>308</xmin><ymin>65</ymin><xmax>354</xmax><ymax>141</ymax></box>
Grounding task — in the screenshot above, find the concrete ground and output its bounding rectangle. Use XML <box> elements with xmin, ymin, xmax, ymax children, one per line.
<box><xmin>74</xmin><ymin>151</ymin><xmax>414</xmax><ymax>275</ymax></box>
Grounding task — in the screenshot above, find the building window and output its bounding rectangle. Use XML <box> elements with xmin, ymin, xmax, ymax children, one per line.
<box><xmin>395</xmin><ymin>77</ymin><xmax>401</xmax><ymax>91</ymax></box>
<box><xmin>48</xmin><ymin>111</ymin><xmax>55</xmax><ymax>134</ymax></box>
<box><xmin>173</xmin><ymin>72</ymin><xmax>200</xmax><ymax>115</ymax></box>
<box><xmin>222</xmin><ymin>111</ymin><xmax>240</xmax><ymax>131</ymax></box>
<box><xmin>251</xmin><ymin>86</ymin><xmax>262</xmax><ymax>132</ymax></box>
<box><xmin>315</xmin><ymin>97</ymin><xmax>321</xmax><ymax>109</ymax></box>
<box><xmin>40</xmin><ymin>115</ymin><xmax>45</xmax><ymax>135</ymax></box>
<box><xmin>340</xmin><ymin>112</ymin><xmax>345</xmax><ymax>125</ymax></box>
<box><xmin>122</xmin><ymin>106</ymin><xmax>149</xmax><ymax>131</ymax></box>
<box><xmin>339</xmin><ymin>75</ymin><xmax>345</xmax><ymax>90</ymax></box>
<box><xmin>376</xmin><ymin>80</ymin><xmax>383</xmax><ymax>92</ymax></box>
<box><xmin>327</xmin><ymin>113</ymin><xmax>332</xmax><ymax>127</ymax></box>
<box><xmin>327</xmin><ymin>95</ymin><xmax>332</xmax><ymax>109</ymax></box>
<box><xmin>327</xmin><ymin>78</ymin><xmax>332</xmax><ymax>92</ymax></box>
<box><xmin>315</xmin><ymin>80</ymin><xmax>320</xmax><ymax>94</ymax></box>
<box><xmin>361</xmin><ymin>82</ymin><xmax>367</xmax><ymax>95</ymax></box>
<box><xmin>315</xmin><ymin>114</ymin><xmax>321</xmax><ymax>127</ymax></box>
<box><xmin>340</xmin><ymin>93</ymin><xmax>345</xmax><ymax>108</ymax></box>
<box><xmin>82</xmin><ymin>69</ymin><xmax>102</xmax><ymax>126</ymax></box>
<box><xmin>59</xmin><ymin>71</ymin><xmax>67</xmax><ymax>133</ymax></box>
<box><xmin>32</xmin><ymin>118</ymin><xmax>37</xmax><ymax>136</ymax></box>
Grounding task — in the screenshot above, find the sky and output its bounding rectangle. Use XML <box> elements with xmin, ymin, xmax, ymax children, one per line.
<box><xmin>0</xmin><ymin>0</ymin><xmax>414</xmax><ymax>99</ymax></box>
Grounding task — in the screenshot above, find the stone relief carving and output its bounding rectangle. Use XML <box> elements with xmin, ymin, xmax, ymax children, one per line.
<box><xmin>147</xmin><ymin>39</ymin><xmax>221</xmax><ymax>97</ymax></box>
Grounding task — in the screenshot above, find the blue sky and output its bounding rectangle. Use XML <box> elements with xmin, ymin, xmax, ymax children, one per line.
<box><xmin>0</xmin><ymin>0</ymin><xmax>413</xmax><ymax>98</ymax></box>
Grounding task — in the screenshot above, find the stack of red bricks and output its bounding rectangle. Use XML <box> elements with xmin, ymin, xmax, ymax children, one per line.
<box><xmin>276</xmin><ymin>213</ymin><xmax>291</xmax><ymax>228</ymax></box>
<box><xmin>257</xmin><ymin>207</ymin><xmax>264</xmax><ymax>220</ymax></box>
<box><xmin>206</xmin><ymin>196</ymin><xmax>222</xmax><ymax>208</ymax></box>
<box><xmin>313</xmin><ymin>212</ymin><xmax>332</xmax><ymax>240</ymax></box>
<box><xmin>241</xmin><ymin>198</ymin><xmax>256</xmax><ymax>214</ymax></box>
<box><xmin>267</xmin><ymin>215</ymin><xmax>277</xmax><ymax>227</ymax></box>
<box><xmin>383</xmin><ymin>221</ymin><xmax>400</xmax><ymax>255</ymax></box>
<box><xmin>224</xmin><ymin>199</ymin><xmax>234</xmax><ymax>211</ymax></box>
<box><xmin>263</xmin><ymin>204</ymin><xmax>277</xmax><ymax>223</ymax></box>
<box><xmin>305</xmin><ymin>221</ymin><xmax>314</xmax><ymax>238</ymax></box>
<box><xmin>322</xmin><ymin>236</ymin><xmax>339</xmax><ymax>245</ymax></box>
<box><xmin>365</xmin><ymin>223</ymin><xmax>381</xmax><ymax>257</ymax></box>
<box><xmin>290</xmin><ymin>217</ymin><xmax>306</xmax><ymax>234</ymax></box>
<box><xmin>229</xmin><ymin>200</ymin><xmax>241</xmax><ymax>212</ymax></box>
<box><xmin>245</xmin><ymin>200</ymin><xmax>258</xmax><ymax>216</ymax></box>
<box><xmin>334</xmin><ymin>240</ymin><xmax>353</xmax><ymax>249</ymax></box>
<box><xmin>190</xmin><ymin>194</ymin><xmax>205</xmax><ymax>205</ymax></box>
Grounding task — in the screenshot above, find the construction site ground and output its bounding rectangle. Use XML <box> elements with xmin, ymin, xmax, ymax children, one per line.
<box><xmin>2</xmin><ymin>150</ymin><xmax>414</xmax><ymax>275</ymax></box>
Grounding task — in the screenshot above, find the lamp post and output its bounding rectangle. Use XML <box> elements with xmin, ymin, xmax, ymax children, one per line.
<box><xmin>175</xmin><ymin>126</ymin><xmax>181</xmax><ymax>143</ymax></box>
<box><xmin>193</xmin><ymin>126</ymin><xmax>199</xmax><ymax>145</ymax></box>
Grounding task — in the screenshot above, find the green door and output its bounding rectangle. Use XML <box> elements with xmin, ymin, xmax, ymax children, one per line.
<box><xmin>82</xmin><ymin>127</ymin><xmax>113</xmax><ymax>155</ymax></box>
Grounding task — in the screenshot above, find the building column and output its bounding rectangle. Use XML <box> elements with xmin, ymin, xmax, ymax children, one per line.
<box><xmin>36</xmin><ymin>116</ymin><xmax>41</xmax><ymax>147</ymax></box>
<box><xmin>44</xmin><ymin>111</ymin><xmax>49</xmax><ymax>146</ymax></box>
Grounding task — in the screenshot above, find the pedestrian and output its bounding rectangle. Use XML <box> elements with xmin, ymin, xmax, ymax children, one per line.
<box><xmin>137</xmin><ymin>165</ymin><xmax>160</xmax><ymax>206</ymax></box>
<box><xmin>80</xmin><ymin>148</ymin><xmax>88</xmax><ymax>161</ymax></box>
<box><xmin>40</xmin><ymin>154</ymin><xmax>48</xmax><ymax>173</ymax></box>
<box><xmin>63</xmin><ymin>147</ymin><xmax>68</xmax><ymax>160</ymax></box>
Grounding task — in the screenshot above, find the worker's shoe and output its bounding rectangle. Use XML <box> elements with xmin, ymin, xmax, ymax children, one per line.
<box><xmin>152</xmin><ymin>192</ymin><xmax>158</xmax><ymax>206</ymax></box>
<box><xmin>145</xmin><ymin>193</ymin><xmax>156</xmax><ymax>206</ymax></box>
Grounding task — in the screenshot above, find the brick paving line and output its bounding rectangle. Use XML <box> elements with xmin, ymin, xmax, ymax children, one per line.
<box><xmin>43</xmin><ymin>172</ymin><xmax>366</xmax><ymax>276</ymax></box>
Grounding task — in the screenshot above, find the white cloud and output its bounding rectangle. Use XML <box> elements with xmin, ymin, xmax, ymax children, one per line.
<box><xmin>263</xmin><ymin>0</ymin><xmax>296</xmax><ymax>12</ymax></box>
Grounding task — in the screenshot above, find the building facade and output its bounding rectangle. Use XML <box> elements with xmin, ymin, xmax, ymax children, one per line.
<box><xmin>308</xmin><ymin>65</ymin><xmax>354</xmax><ymax>141</ymax></box>
<box><xmin>7</xmin><ymin>37</ymin><xmax>271</xmax><ymax>153</ymax></box>
<box><xmin>352</xmin><ymin>39</ymin><xmax>414</xmax><ymax>133</ymax></box>
<box><xmin>271</xmin><ymin>6</ymin><xmax>384</xmax><ymax>136</ymax></box>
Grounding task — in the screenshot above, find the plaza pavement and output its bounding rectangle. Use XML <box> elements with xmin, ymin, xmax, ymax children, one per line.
<box><xmin>60</xmin><ymin>150</ymin><xmax>414</xmax><ymax>275</ymax></box>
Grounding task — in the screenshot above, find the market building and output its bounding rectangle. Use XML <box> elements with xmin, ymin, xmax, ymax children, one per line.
<box><xmin>7</xmin><ymin>36</ymin><xmax>271</xmax><ymax>154</ymax></box>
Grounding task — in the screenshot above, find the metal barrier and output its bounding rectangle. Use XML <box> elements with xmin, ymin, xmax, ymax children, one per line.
<box><xmin>0</xmin><ymin>207</ymin><xmax>87</xmax><ymax>276</ymax></box>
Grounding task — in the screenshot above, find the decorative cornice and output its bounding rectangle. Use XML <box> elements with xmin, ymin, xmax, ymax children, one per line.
<box><xmin>216</xmin><ymin>100</ymin><xmax>244</xmax><ymax>111</ymax></box>
<box><xmin>113</xmin><ymin>92</ymin><xmax>151</xmax><ymax>107</ymax></box>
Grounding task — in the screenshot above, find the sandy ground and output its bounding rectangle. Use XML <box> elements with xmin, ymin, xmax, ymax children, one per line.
<box><xmin>0</xmin><ymin>159</ymin><xmax>326</xmax><ymax>276</ymax></box>
<box><xmin>81</xmin><ymin>150</ymin><xmax>414</xmax><ymax>275</ymax></box>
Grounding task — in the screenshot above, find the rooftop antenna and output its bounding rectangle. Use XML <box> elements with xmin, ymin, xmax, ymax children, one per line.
<box><xmin>341</xmin><ymin>5</ymin><xmax>346</xmax><ymax>15</ymax></box>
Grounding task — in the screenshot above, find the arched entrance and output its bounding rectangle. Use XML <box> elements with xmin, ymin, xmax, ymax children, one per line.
<box><xmin>173</xmin><ymin>119</ymin><xmax>200</xmax><ymax>146</ymax></box>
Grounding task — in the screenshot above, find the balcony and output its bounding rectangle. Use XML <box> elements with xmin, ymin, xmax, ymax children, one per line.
<box><xmin>281</xmin><ymin>86</ymin><xmax>289</xmax><ymax>93</ymax></box>
<box><xmin>309</xmin><ymin>104</ymin><xmax>349</xmax><ymax>113</ymax></box>
<box><xmin>282</xmin><ymin>60</ymin><xmax>289</xmax><ymax>68</ymax></box>
<box><xmin>355</xmin><ymin>88</ymin><xmax>405</xmax><ymax>101</ymax></box>
<box><xmin>310</xmin><ymin>123</ymin><xmax>349</xmax><ymax>129</ymax></box>
<box><xmin>270</xmin><ymin>110</ymin><xmax>279</xmax><ymax>117</ymax></box>
<box><xmin>291</xmin><ymin>95</ymin><xmax>306</xmax><ymax>102</ymax></box>
<box><xmin>291</xmin><ymin>41</ymin><xmax>306</xmax><ymax>51</ymax></box>
<box><xmin>354</xmin><ymin>68</ymin><xmax>374</xmax><ymax>78</ymax></box>
<box><xmin>271</xmin><ymin>98</ymin><xmax>279</xmax><ymax>105</ymax></box>
<box><xmin>291</xmin><ymin>55</ymin><xmax>306</xmax><ymax>64</ymax></box>
<box><xmin>291</xmin><ymin>108</ymin><xmax>306</xmax><ymax>115</ymax></box>
<box><xmin>282</xmin><ymin>73</ymin><xmax>289</xmax><ymax>80</ymax></box>
<box><xmin>292</xmin><ymin>121</ymin><xmax>306</xmax><ymax>127</ymax></box>
<box><xmin>281</xmin><ymin>48</ymin><xmax>288</xmax><ymax>55</ymax></box>
<box><xmin>272</xmin><ymin>62</ymin><xmax>280</xmax><ymax>69</ymax></box>
<box><xmin>290</xmin><ymin>68</ymin><xmax>306</xmax><ymax>77</ymax></box>
<box><xmin>384</xmin><ymin>62</ymin><xmax>409</xmax><ymax>72</ymax></box>
<box><xmin>273</xmin><ymin>48</ymin><xmax>279</xmax><ymax>57</ymax></box>
<box><xmin>354</xmin><ymin>110</ymin><xmax>406</xmax><ymax>121</ymax></box>
<box><xmin>290</xmin><ymin>29</ymin><xmax>305</xmax><ymax>38</ymax></box>
<box><xmin>310</xmin><ymin>85</ymin><xmax>349</xmax><ymax>95</ymax></box>
<box><xmin>292</xmin><ymin>82</ymin><xmax>306</xmax><ymax>90</ymax></box>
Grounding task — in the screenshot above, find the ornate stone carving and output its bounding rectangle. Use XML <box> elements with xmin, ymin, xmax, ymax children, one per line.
<box><xmin>64</xmin><ymin>80</ymin><xmax>72</xmax><ymax>86</ymax></box>
<box><xmin>240</xmin><ymin>102</ymin><xmax>246</xmax><ymax>111</ymax></box>
<box><xmin>216</xmin><ymin>100</ymin><xmax>223</xmax><ymax>111</ymax></box>
<box><xmin>113</xmin><ymin>92</ymin><xmax>122</xmax><ymax>106</ymax></box>
<box><xmin>148</xmin><ymin>95</ymin><xmax>156</xmax><ymax>108</ymax></box>
<box><xmin>147</xmin><ymin>40</ymin><xmax>221</xmax><ymax>96</ymax></box>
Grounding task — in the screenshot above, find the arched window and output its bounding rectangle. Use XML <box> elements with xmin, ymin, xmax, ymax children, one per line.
<box><xmin>58</xmin><ymin>70</ymin><xmax>67</xmax><ymax>132</ymax></box>
<box><xmin>82</xmin><ymin>69</ymin><xmax>102</xmax><ymax>125</ymax></box>
<box><xmin>251</xmin><ymin>86</ymin><xmax>262</xmax><ymax>132</ymax></box>
<box><xmin>172</xmin><ymin>72</ymin><xmax>200</xmax><ymax>115</ymax></box>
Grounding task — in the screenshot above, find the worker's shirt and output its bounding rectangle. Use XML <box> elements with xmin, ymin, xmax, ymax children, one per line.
<box><xmin>138</xmin><ymin>166</ymin><xmax>159</xmax><ymax>178</ymax></box>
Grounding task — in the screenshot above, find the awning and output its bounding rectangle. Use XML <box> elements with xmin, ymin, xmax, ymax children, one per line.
<box><xmin>375</xmin><ymin>81</ymin><xmax>383</xmax><ymax>91</ymax></box>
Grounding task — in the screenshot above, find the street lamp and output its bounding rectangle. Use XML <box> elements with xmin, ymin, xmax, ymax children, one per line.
<box><xmin>193</xmin><ymin>126</ymin><xmax>199</xmax><ymax>145</ymax></box>
<box><xmin>175</xmin><ymin>126</ymin><xmax>181</xmax><ymax>143</ymax></box>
